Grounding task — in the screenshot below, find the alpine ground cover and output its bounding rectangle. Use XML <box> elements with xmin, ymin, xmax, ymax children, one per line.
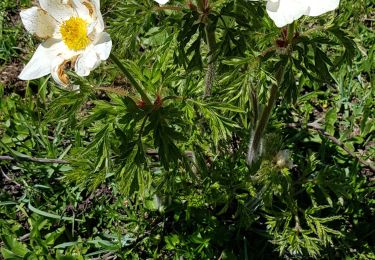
<box><xmin>0</xmin><ymin>0</ymin><xmax>374</xmax><ymax>259</ymax></box>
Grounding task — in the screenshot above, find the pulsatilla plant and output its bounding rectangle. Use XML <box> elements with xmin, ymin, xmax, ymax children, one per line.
<box><xmin>9</xmin><ymin>0</ymin><xmax>373</xmax><ymax>258</ymax></box>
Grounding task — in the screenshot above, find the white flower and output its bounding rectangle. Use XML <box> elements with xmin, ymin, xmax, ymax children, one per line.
<box><xmin>154</xmin><ymin>0</ymin><xmax>170</xmax><ymax>4</ymax></box>
<box><xmin>19</xmin><ymin>0</ymin><xmax>112</xmax><ymax>86</ymax></box>
<box><xmin>266</xmin><ymin>0</ymin><xmax>340</xmax><ymax>27</ymax></box>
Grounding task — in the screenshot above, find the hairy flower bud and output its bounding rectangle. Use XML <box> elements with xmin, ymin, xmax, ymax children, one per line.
<box><xmin>275</xmin><ymin>149</ymin><xmax>293</xmax><ymax>169</ymax></box>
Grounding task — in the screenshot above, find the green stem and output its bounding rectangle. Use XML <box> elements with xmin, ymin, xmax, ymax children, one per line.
<box><xmin>248</xmin><ymin>84</ymin><xmax>278</xmax><ymax>162</ymax></box>
<box><xmin>287</xmin><ymin>21</ymin><xmax>295</xmax><ymax>44</ymax></box>
<box><xmin>247</xmin><ymin>24</ymin><xmax>295</xmax><ymax>165</ymax></box>
<box><xmin>204</xmin><ymin>22</ymin><xmax>217</xmax><ymax>97</ymax></box>
<box><xmin>138</xmin><ymin>114</ymin><xmax>150</xmax><ymax>159</ymax></box>
<box><xmin>110</xmin><ymin>53</ymin><xmax>152</xmax><ymax>105</ymax></box>
<box><xmin>247</xmin><ymin>65</ymin><xmax>285</xmax><ymax>165</ymax></box>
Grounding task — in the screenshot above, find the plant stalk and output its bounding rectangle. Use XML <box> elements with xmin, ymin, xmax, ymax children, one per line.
<box><xmin>246</xmin><ymin>23</ymin><xmax>295</xmax><ymax>165</ymax></box>
<box><xmin>247</xmin><ymin>65</ymin><xmax>285</xmax><ymax>165</ymax></box>
<box><xmin>287</xmin><ymin>21</ymin><xmax>295</xmax><ymax>44</ymax></box>
<box><xmin>110</xmin><ymin>53</ymin><xmax>152</xmax><ymax>105</ymax></box>
<box><xmin>247</xmin><ymin>83</ymin><xmax>279</xmax><ymax>165</ymax></box>
<box><xmin>204</xmin><ymin>22</ymin><xmax>216</xmax><ymax>97</ymax></box>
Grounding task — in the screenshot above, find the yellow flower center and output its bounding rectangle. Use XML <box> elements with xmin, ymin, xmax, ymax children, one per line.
<box><xmin>60</xmin><ymin>17</ymin><xmax>91</xmax><ymax>51</ymax></box>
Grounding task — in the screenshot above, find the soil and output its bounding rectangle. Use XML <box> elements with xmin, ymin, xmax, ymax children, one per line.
<box><xmin>0</xmin><ymin>60</ymin><xmax>26</xmax><ymax>89</ymax></box>
<box><xmin>0</xmin><ymin>3</ymin><xmax>27</xmax><ymax>92</ymax></box>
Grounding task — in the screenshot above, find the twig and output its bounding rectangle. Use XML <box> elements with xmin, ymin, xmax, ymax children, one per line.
<box><xmin>287</xmin><ymin>121</ymin><xmax>375</xmax><ymax>173</ymax></box>
<box><xmin>1</xmin><ymin>167</ymin><xmax>12</xmax><ymax>181</ymax></box>
<box><xmin>1</xmin><ymin>167</ymin><xmax>21</xmax><ymax>186</ymax></box>
<box><xmin>18</xmin><ymin>233</ymin><xmax>30</xmax><ymax>242</ymax></box>
<box><xmin>0</xmin><ymin>155</ymin><xmax>69</xmax><ymax>164</ymax></box>
<box><xmin>91</xmin><ymin>252</ymin><xmax>117</xmax><ymax>260</ymax></box>
<box><xmin>307</xmin><ymin>122</ymin><xmax>375</xmax><ymax>172</ymax></box>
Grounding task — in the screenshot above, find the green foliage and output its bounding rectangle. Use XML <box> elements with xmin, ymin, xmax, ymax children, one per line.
<box><xmin>1</xmin><ymin>0</ymin><xmax>374</xmax><ymax>259</ymax></box>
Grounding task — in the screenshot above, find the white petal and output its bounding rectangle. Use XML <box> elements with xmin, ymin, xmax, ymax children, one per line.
<box><xmin>306</xmin><ymin>0</ymin><xmax>340</xmax><ymax>16</ymax></box>
<box><xmin>90</xmin><ymin>0</ymin><xmax>105</xmax><ymax>33</ymax></box>
<box><xmin>38</xmin><ymin>0</ymin><xmax>74</xmax><ymax>22</ymax></box>
<box><xmin>90</xmin><ymin>0</ymin><xmax>101</xmax><ymax>9</ymax></box>
<box><xmin>19</xmin><ymin>39</ymin><xmax>63</xmax><ymax>80</ymax></box>
<box><xmin>19</xmin><ymin>46</ymin><xmax>51</xmax><ymax>80</ymax></box>
<box><xmin>51</xmin><ymin>56</ymin><xmax>70</xmax><ymax>86</ymax></box>
<box><xmin>79</xmin><ymin>0</ymin><xmax>104</xmax><ymax>32</ymax></box>
<box><xmin>93</xmin><ymin>32</ymin><xmax>112</xmax><ymax>60</ymax></box>
<box><xmin>44</xmin><ymin>37</ymin><xmax>78</xmax><ymax>60</ymax></box>
<box><xmin>87</xmin><ymin>21</ymin><xmax>97</xmax><ymax>35</ymax></box>
<box><xmin>154</xmin><ymin>0</ymin><xmax>169</xmax><ymax>4</ymax></box>
<box><xmin>266</xmin><ymin>0</ymin><xmax>307</xmax><ymax>27</ymax></box>
<box><xmin>74</xmin><ymin>32</ymin><xmax>112</xmax><ymax>77</ymax></box>
<box><xmin>71</xmin><ymin>0</ymin><xmax>90</xmax><ymax>20</ymax></box>
<box><xmin>74</xmin><ymin>48</ymin><xmax>101</xmax><ymax>77</ymax></box>
<box><xmin>95</xmin><ymin>13</ymin><xmax>105</xmax><ymax>33</ymax></box>
<box><xmin>266</xmin><ymin>0</ymin><xmax>280</xmax><ymax>12</ymax></box>
<box><xmin>20</xmin><ymin>7</ymin><xmax>57</xmax><ymax>38</ymax></box>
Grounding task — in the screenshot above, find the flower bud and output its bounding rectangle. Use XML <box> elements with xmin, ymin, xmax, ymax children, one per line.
<box><xmin>275</xmin><ymin>150</ymin><xmax>293</xmax><ymax>169</ymax></box>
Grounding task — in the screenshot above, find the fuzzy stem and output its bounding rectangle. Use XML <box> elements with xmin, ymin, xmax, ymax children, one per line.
<box><xmin>204</xmin><ymin>23</ymin><xmax>216</xmax><ymax>97</ymax></box>
<box><xmin>247</xmin><ymin>66</ymin><xmax>285</xmax><ymax>165</ymax></box>
<box><xmin>246</xmin><ymin>23</ymin><xmax>294</xmax><ymax>165</ymax></box>
<box><xmin>287</xmin><ymin>21</ymin><xmax>295</xmax><ymax>44</ymax></box>
<box><xmin>247</xmin><ymin>84</ymin><xmax>279</xmax><ymax>164</ymax></box>
<box><xmin>110</xmin><ymin>53</ymin><xmax>152</xmax><ymax>105</ymax></box>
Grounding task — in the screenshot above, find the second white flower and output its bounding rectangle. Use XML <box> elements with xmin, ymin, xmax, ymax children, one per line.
<box><xmin>266</xmin><ymin>0</ymin><xmax>340</xmax><ymax>28</ymax></box>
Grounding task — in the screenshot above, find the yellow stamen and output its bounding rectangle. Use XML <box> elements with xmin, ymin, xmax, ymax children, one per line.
<box><xmin>60</xmin><ymin>17</ymin><xmax>90</xmax><ymax>51</ymax></box>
